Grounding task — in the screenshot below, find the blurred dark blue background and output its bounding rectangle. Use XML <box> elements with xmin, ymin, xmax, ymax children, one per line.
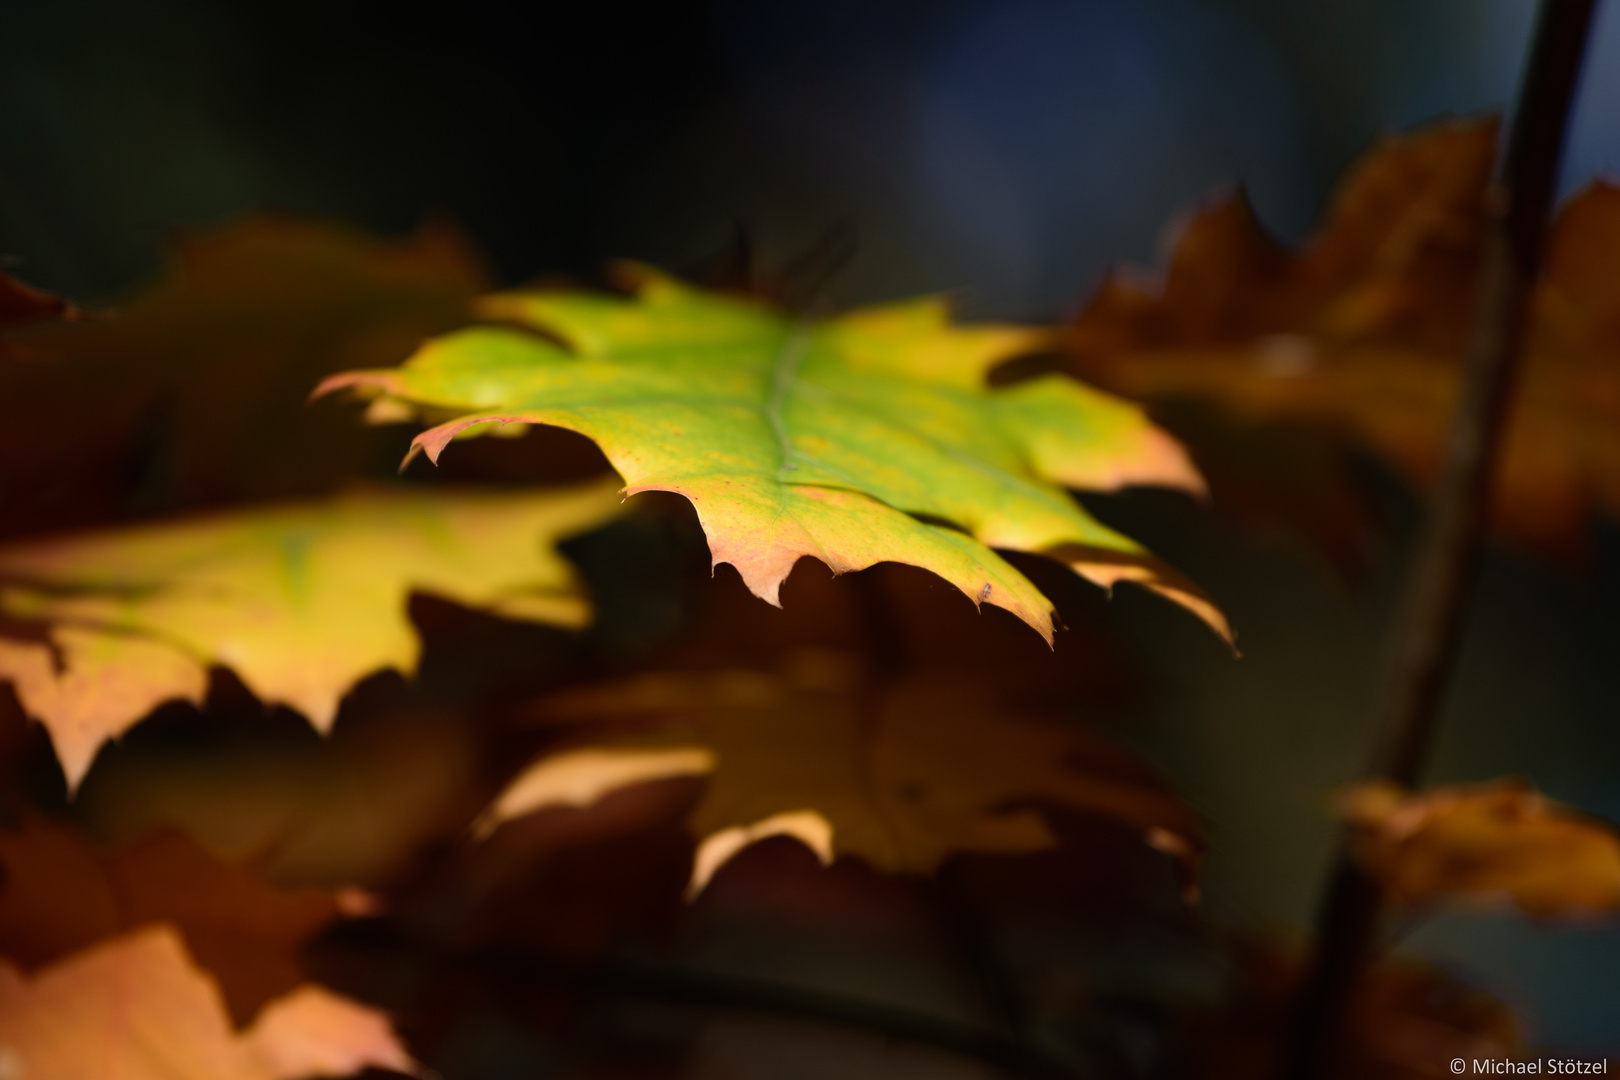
<box><xmin>4</xmin><ymin>0</ymin><xmax>1620</xmax><ymax>1052</ymax></box>
<box><xmin>11</xmin><ymin>0</ymin><xmax>1620</xmax><ymax>314</ymax></box>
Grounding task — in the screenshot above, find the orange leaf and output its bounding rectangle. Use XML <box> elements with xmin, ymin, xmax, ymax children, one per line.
<box><xmin>0</xmin><ymin>819</ymin><xmax>341</xmax><ymax>1025</ymax></box>
<box><xmin>0</xmin><ymin>924</ymin><xmax>415</xmax><ymax>1080</ymax></box>
<box><xmin>1189</xmin><ymin>936</ymin><xmax>1520</xmax><ymax>1080</ymax></box>
<box><xmin>1066</xmin><ymin>117</ymin><xmax>1620</xmax><ymax>560</ymax></box>
<box><xmin>1343</xmin><ymin>780</ymin><xmax>1620</xmax><ymax>916</ymax></box>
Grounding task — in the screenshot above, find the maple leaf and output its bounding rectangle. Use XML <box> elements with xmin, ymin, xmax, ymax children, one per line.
<box><xmin>0</xmin><ymin>924</ymin><xmax>415</xmax><ymax>1080</ymax></box>
<box><xmin>479</xmin><ymin>653</ymin><xmax>1203</xmax><ymax>894</ymax></box>
<box><xmin>318</xmin><ymin>267</ymin><xmax>1230</xmax><ymax>644</ymax></box>
<box><xmin>1342</xmin><ymin>780</ymin><xmax>1620</xmax><ymax>917</ymax></box>
<box><xmin>0</xmin><ymin>481</ymin><xmax>621</xmax><ymax>787</ymax></box>
<box><xmin>0</xmin><ymin>819</ymin><xmax>344</xmax><ymax>1025</ymax></box>
<box><xmin>1064</xmin><ymin>117</ymin><xmax>1620</xmax><ymax>558</ymax></box>
<box><xmin>0</xmin><ymin>215</ymin><xmax>486</xmax><ymax>543</ymax></box>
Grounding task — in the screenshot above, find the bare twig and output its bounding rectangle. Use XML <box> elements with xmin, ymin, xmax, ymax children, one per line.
<box><xmin>1281</xmin><ymin>3</ymin><xmax>1598</xmax><ymax>1077</ymax></box>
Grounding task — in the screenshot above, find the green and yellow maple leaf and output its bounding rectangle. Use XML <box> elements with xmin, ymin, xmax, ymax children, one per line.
<box><xmin>319</xmin><ymin>268</ymin><xmax>1229</xmax><ymax>643</ymax></box>
<box><xmin>481</xmin><ymin>654</ymin><xmax>1203</xmax><ymax>892</ymax></box>
<box><xmin>0</xmin><ymin>482</ymin><xmax>620</xmax><ymax>787</ymax></box>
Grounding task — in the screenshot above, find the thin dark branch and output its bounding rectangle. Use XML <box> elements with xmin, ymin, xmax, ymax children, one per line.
<box><xmin>536</xmin><ymin>953</ymin><xmax>1077</xmax><ymax>1078</ymax></box>
<box><xmin>331</xmin><ymin>930</ymin><xmax>1082</xmax><ymax>1078</ymax></box>
<box><xmin>1280</xmin><ymin>3</ymin><xmax>1599</xmax><ymax>1078</ymax></box>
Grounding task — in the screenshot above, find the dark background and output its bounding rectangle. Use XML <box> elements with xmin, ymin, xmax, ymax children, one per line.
<box><xmin>4</xmin><ymin>0</ymin><xmax>1620</xmax><ymax>1053</ymax></box>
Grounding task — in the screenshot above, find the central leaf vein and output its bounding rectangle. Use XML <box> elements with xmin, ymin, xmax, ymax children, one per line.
<box><xmin>764</xmin><ymin>322</ymin><xmax>812</xmax><ymax>476</ymax></box>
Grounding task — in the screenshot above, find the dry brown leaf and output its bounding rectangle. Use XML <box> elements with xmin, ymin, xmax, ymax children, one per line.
<box><xmin>1190</xmin><ymin>937</ymin><xmax>1520</xmax><ymax>1080</ymax></box>
<box><xmin>483</xmin><ymin>652</ymin><xmax>1202</xmax><ymax>893</ymax></box>
<box><xmin>0</xmin><ymin>819</ymin><xmax>342</xmax><ymax>1025</ymax></box>
<box><xmin>0</xmin><ymin>215</ymin><xmax>486</xmax><ymax>543</ymax></box>
<box><xmin>1343</xmin><ymin>780</ymin><xmax>1620</xmax><ymax>916</ymax></box>
<box><xmin>0</xmin><ymin>923</ymin><xmax>415</xmax><ymax>1080</ymax></box>
<box><xmin>1065</xmin><ymin>117</ymin><xmax>1620</xmax><ymax>559</ymax></box>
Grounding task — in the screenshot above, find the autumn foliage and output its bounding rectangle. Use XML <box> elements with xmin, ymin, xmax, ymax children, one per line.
<box><xmin>1065</xmin><ymin>119</ymin><xmax>1620</xmax><ymax>563</ymax></box>
<box><xmin>1</xmin><ymin>114</ymin><xmax>1618</xmax><ymax>1078</ymax></box>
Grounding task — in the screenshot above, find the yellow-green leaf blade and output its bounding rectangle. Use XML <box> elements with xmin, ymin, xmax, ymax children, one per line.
<box><xmin>0</xmin><ymin>481</ymin><xmax>620</xmax><ymax>787</ymax></box>
<box><xmin>325</xmin><ymin>271</ymin><xmax>1225</xmax><ymax>642</ymax></box>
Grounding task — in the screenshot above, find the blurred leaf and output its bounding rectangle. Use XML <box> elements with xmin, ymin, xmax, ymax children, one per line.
<box><xmin>0</xmin><ymin>269</ymin><xmax>77</xmax><ymax>337</ymax></box>
<box><xmin>1343</xmin><ymin>780</ymin><xmax>1620</xmax><ymax>916</ymax></box>
<box><xmin>0</xmin><ymin>923</ymin><xmax>415</xmax><ymax>1079</ymax></box>
<box><xmin>401</xmin><ymin>772</ymin><xmax>698</xmax><ymax>961</ymax></box>
<box><xmin>0</xmin><ymin>819</ymin><xmax>345</xmax><ymax>1024</ymax></box>
<box><xmin>482</xmin><ymin>654</ymin><xmax>1203</xmax><ymax>893</ymax></box>
<box><xmin>1190</xmin><ymin>937</ymin><xmax>1520</xmax><ymax>1079</ymax></box>
<box><xmin>613</xmin><ymin>532</ymin><xmax>1140</xmax><ymax>718</ymax></box>
<box><xmin>1067</xmin><ymin>117</ymin><xmax>1620</xmax><ymax>560</ymax></box>
<box><xmin>1133</xmin><ymin>400</ymin><xmax>1383</xmax><ymax>574</ymax></box>
<box><xmin>0</xmin><ymin>215</ymin><xmax>486</xmax><ymax>541</ymax></box>
<box><xmin>0</xmin><ymin>481</ymin><xmax>620</xmax><ymax>786</ymax></box>
<box><xmin>320</xmin><ymin>265</ymin><xmax>1229</xmax><ymax>644</ymax></box>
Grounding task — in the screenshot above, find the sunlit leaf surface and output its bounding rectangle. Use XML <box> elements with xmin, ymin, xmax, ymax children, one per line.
<box><xmin>1344</xmin><ymin>780</ymin><xmax>1620</xmax><ymax>916</ymax></box>
<box><xmin>0</xmin><ymin>482</ymin><xmax>620</xmax><ymax>786</ymax></box>
<box><xmin>0</xmin><ymin>924</ymin><xmax>414</xmax><ymax>1080</ymax></box>
<box><xmin>0</xmin><ymin>819</ymin><xmax>345</xmax><ymax>1024</ymax></box>
<box><xmin>321</xmin><ymin>268</ymin><xmax>1228</xmax><ymax>643</ymax></box>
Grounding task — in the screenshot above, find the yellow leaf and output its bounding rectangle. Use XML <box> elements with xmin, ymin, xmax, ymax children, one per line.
<box><xmin>0</xmin><ymin>481</ymin><xmax>620</xmax><ymax>787</ymax></box>
<box><xmin>482</xmin><ymin>654</ymin><xmax>1203</xmax><ymax>892</ymax></box>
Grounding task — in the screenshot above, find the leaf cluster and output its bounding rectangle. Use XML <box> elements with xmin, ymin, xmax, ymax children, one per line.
<box><xmin>3</xmin><ymin>113</ymin><xmax>1619</xmax><ymax>1077</ymax></box>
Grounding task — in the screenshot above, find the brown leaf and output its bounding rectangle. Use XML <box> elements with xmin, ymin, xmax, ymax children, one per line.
<box><xmin>1190</xmin><ymin>937</ymin><xmax>1520</xmax><ymax>1080</ymax></box>
<box><xmin>0</xmin><ymin>819</ymin><xmax>341</xmax><ymax>1024</ymax></box>
<box><xmin>0</xmin><ymin>215</ymin><xmax>487</xmax><ymax>542</ymax></box>
<box><xmin>0</xmin><ymin>923</ymin><xmax>415</xmax><ymax>1080</ymax></box>
<box><xmin>1065</xmin><ymin>117</ymin><xmax>1620</xmax><ymax>560</ymax></box>
<box><xmin>483</xmin><ymin>653</ymin><xmax>1202</xmax><ymax>893</ymax></box>
<box><xmin>0</xmin><ymin>269</ymin><xmax>77</xmax><ymax>335</ymax></box>
<box><xmin>414</xmin><ymin>774</ymin><xmax>698</xmax><ymax>960</ymax></box>
<box><xmin>1343</xmin><ymin>780</ymin><xmax>1620</xmax><ymax>916</ymax></box>
<box><xmin>653</xmin><ymin>546</ymin><xmax>1140</xmax><ymax>716</ymax></box>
